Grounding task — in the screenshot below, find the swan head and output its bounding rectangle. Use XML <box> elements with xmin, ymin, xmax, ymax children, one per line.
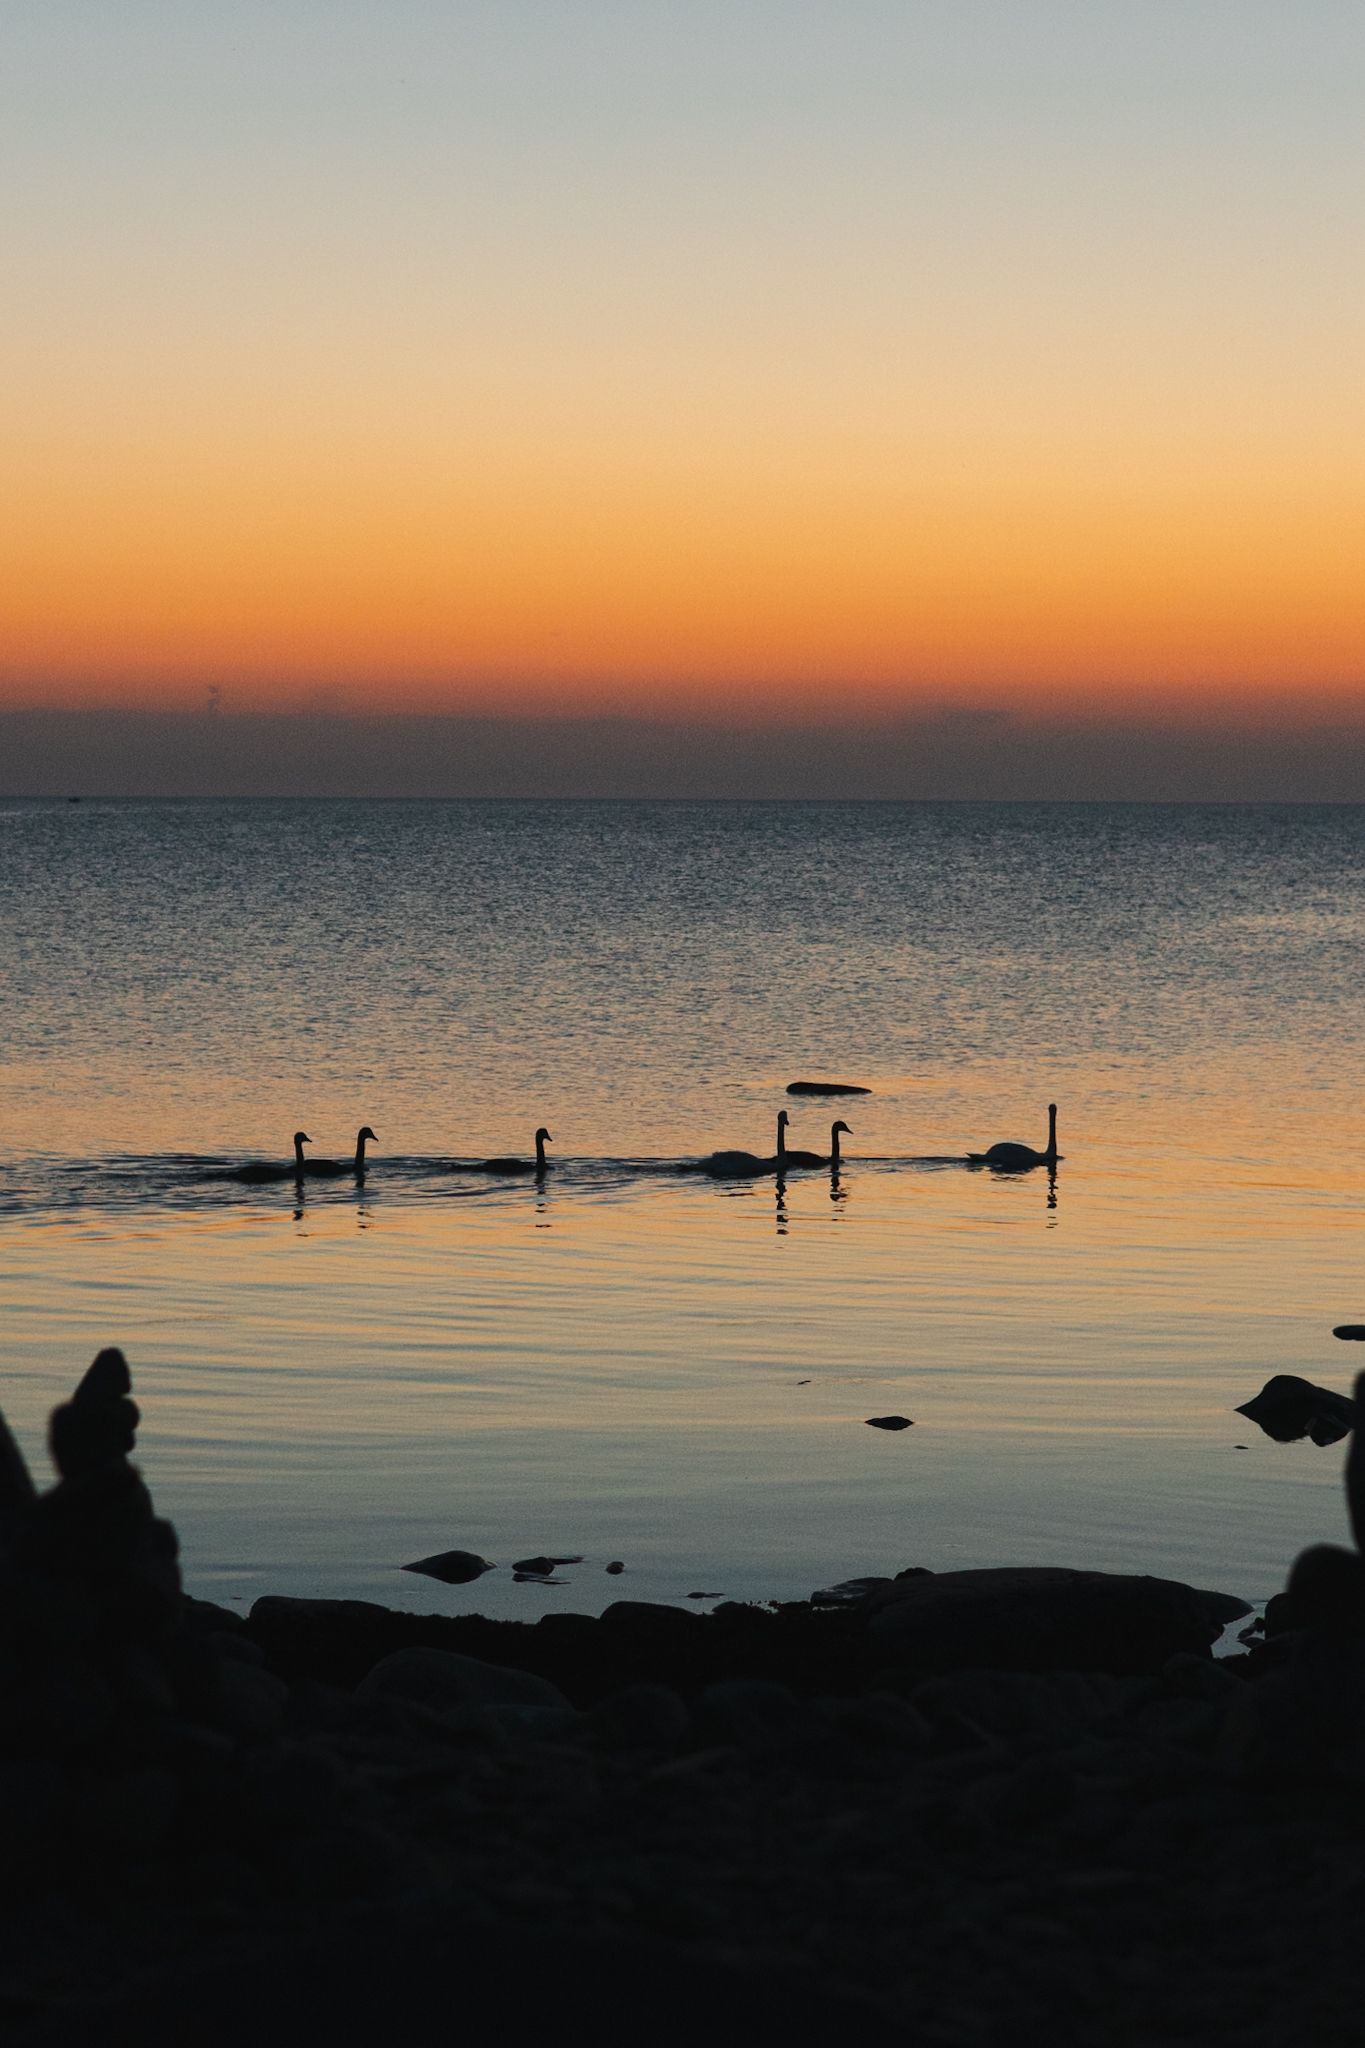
<box><xmin>777</xmin><ymin>1109</ymin><xmax>789</xmax><ymax>1126</ymax></box>
<box><xmin>293</xmin><ymin>1131</ymin><xmax>310</xmax><ymax>1147</ymax></box>
<box><xmin>358</xmin><ymin>1126</ymin><xmax>377</xmax><ymax>1142</ymax></box>
<box><xmin>536</xmin><ymin>1127</ymin><xmax>552</xmax><ymax>1144</ymax></box>
<box><xmin>1048</xmin><ymin>1102</ymin><xmax>1057</xmax><ymax>1117</ymax></box>
<box><xmin>832</xmin><ymin>1120</ymin><xmax>851</xmax><ymax>1136</ymax></box>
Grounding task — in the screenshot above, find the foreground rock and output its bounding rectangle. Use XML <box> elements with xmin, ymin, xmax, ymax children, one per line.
<box><xmin>863</xmin><ymin>1566</ymin><xmax>1248</xmax><ymax>1672</ymax></box>
<box><xmin>6</xmin><ymin>1351</ymin><xmax>1365</xmax><ymax>2048</ymax></box>
<box><xmin>246</xmin><ymin>1565</ymin><xmax>1248</xmax><ymax>1698</ymax></box>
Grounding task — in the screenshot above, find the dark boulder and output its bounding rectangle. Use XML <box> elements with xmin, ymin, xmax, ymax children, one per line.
<box><xmin>861</xmin><ymin>1567</ymin><xmax>1250</xmax><ymax>1676</ymax></box>
<box><xmin>1236</xmin><ymin>1375</ymin><xmax>1355</xmax><ymax>1446</ymax></box>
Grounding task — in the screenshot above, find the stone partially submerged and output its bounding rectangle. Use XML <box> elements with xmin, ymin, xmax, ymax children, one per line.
<box><xmin>786</xmin><ymin>1080</ymin><xmax>872</xmax><ymax>1097</ymax></box>
<box><xmin>1236</xmin><ymin>1374</ymin><xmax>1356</xmax><ymax>1446</ymax></box>
<box><xmin>401</xmin><ymin>1548</ymin><xmax>496</xmax><ymax>1584</ymax></box>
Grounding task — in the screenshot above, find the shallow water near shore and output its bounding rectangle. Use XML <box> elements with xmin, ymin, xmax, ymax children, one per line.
<box><xmin>2</xmin><ymin>797</ymin><xmax>1363</xmax><ymax>1615</ymax></box>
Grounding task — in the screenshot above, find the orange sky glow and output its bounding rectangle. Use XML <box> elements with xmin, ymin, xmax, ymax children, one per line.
<box><xmin>3</xmin><ymin>4</ymin><xmax>1363</xmax><ymax>752</ymax></box>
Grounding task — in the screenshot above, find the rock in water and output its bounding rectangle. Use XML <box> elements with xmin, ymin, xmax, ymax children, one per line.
<box><xmin>1349</xmin><ymin>1370</ymin><xmax>1365</xmax><ymax>1553</ymax></box>
<box><xmin>786</xmin><ymin>1080</ymin><xmax>872</xmax><ymax>1097</ymax></box>
<box><xmin>1264</xmin><ymin>1372</ymin><xmax>1365</xmax><ymax>1633</ymax></box>
<box><xmin>865</xmin><ymin>1415</ymin><xmax>914</xmax><ymax>1431</ymax></box>
<box><xmin>1235</xmin><ymin>1375</ymin><xmax>1356</xmax><ymax>1445</ymax></box>
<box><xmin>512</xmin><ymin>1554</ymin><xmax>583</xmax><ymax>1575</ymax></box>
<box><xmin>401</xmin><ymin>1550</ymin><xmax>495</xmax><ymax>1584</ymax></box>
<box><xmin>48</xmin><ymin>1345</ymin><xmax>141</xmax><ymax>1480</ymax></box>
<box><xmin>29</xmin><ymin>1345</ymin><xmax>182</xmax><ymax>1623</ymax></box>
<box><xmin>1334</xmin><ymin>1325</ymin><xmax>1365</xmax><ymax>1340</ymax></box>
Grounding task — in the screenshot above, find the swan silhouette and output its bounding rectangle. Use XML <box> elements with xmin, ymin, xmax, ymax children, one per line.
<box><xmin>235</xmin><ymin>1130</ymin><xmax>311</xmax><ymax>1183</ymax></box>
<box><xmin>305</xmin><ymin>1126</ymin><xmax>377</xmax><ymax>1178</ymax></box>
<box><xmin>700</xmin><ymin>1110</ymin><xmax>786</xmax><ymax>1178</ymax></box>
<box><xmin>967</xmin><ymin>1102</ymin><xmax>1059</xmax><ymax>1171</ymax></box>
<box><xmin>780</xmin><ymin>1110</ymin><xmax>853</xmax><ymax>1169</ymax></box>
<box><xmin>479</xmin><ymin>1127</ymin><xmax>553</xmax><ymax>1175</ymax></box>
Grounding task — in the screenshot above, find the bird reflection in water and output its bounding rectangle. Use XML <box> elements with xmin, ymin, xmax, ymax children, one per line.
<box><xmin>1046</xmin><ymin>1164</ymin><xmax>1058</xmax><ymax>1220</ymax></box>
<box><xmin>774</xmin><ymin>1174</ymin><xmax>789</xmax><ymax>1236</ymax></box>
<box><xmin>829</xmin><ymin>1163</ymin><xmax>848</xmax><ymax>1206</ymax></box>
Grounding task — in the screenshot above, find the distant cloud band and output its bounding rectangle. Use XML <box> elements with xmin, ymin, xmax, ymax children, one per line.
<box><xmin>6</xmin><ymin>706</ymin><xmax>1365</xmax><ymax>802</ymax></box>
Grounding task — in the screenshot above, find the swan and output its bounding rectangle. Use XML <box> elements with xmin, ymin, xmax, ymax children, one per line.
<box><xmin>699</xmin><ymin>1109</ymin><xmax>786</xmax><ymax>1177</ymax></box>
<box><xmin>478</xmin><ymin>1127</ymin><xmax>553</xmax><ymax>1175</ymax></box>
<box><xmin>967</xmin><ymin>1102</ymin><xmax>1059</xmax><ymax>1171</ymax></box>
<box><xmin>305</xmin><ymin>1126</ymin><xmax>377</xmax><ymax>1178</ymax></box>
<box><xmin>780</xmin><ymin>1111</ymin><xmax>852</xmax><ymax>1169</ymax></box>
<box><xmin>234</xmin><ymin>1131</ymin><xmax>311</xmax><ymax>1183</ymax></box>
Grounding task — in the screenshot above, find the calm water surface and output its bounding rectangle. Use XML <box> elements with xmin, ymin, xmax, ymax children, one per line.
<box><xmin>2</xmin><ymin>799</ymin><xmax>1362</xmax><ymax>1617</ymax></box>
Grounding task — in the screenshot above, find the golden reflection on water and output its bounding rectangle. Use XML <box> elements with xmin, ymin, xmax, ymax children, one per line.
<box><xmin>5</xmin><ymin>802</ymin><xmax>1365</xmax><ymax>1613</ymax></box>
<box><xmin>1</xmin><ymin>1138</ymin><xmax>1356</xmax><ymax>1620</ymax></box>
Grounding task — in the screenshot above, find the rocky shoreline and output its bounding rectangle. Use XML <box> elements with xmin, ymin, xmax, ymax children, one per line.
<box><xmin>4</xmin><ymin>1351</ymin><xmax>1365</xmax><ymax>2044</ymax></box>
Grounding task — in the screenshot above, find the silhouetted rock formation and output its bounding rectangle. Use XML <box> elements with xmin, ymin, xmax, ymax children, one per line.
<box><xmin>1236</xmin><ymin>1373</ymin><xmax>1356</xmax><ymax>1445</ymax></box>
<box><xmin>0</xmin><ymin>1347</ymin><xmax>186</xmax><ymax>1768</ymax></box>
<box><xmin>11</xmin><ymin>1350</ymin><xmax>1365</xmax><ymax>2047</ymax></box>
<box><xmin>1260</xmin><ymin>1368</ymin><xmax>1365</xmax><ymax>1637</ymax></box>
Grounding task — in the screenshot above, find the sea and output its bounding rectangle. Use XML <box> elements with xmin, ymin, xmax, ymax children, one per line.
<box><xmin>2</xmin><ymin>797</ymin><xmax>1362</xmax><ymax>1622</ymax></box>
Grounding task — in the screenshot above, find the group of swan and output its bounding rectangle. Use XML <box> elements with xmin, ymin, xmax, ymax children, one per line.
<box><xmin>236</xmin><ymin>1127</ymin><xmax>377</xmax><ymax>1183</ymax></box>
<box><xmin>232</xmin><ymin>1125</ymin><xmax>551</xmax><ymax>1183</ymax></box>
<box><xmin>703</xmin><ymin>1102</ymin><xmax>1058</xmax><ymax>1177</ymax></box>
<box><xmin>233</xmin><ymin>1104</ymin><xmax>1059</xmax><ymax>1185</ymax></box>
<box><xmin>702</xmin><ymin>1112</ymin><xmax>852</xmax><ymax>1178</ymax></box>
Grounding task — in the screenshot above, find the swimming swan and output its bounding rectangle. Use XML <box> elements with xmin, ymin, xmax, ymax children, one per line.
<box><xmin>304</xmin><ymin>1126</ymin><xmax>377</xmax><ymax>1178</ymax></box>
<box><xmin>479</xmin><ymin>1127</ymin><xmax>553</xmax><ymax>1174</ymax></box>
<box><xmin>700</xmin><ymin>1110</ymin><xmax>786</xmax><ymax>1177</ymax></box>
<box><xmin>781</xmin><ymin>1113</ymin><xmax>853</xmax><ymax>1169</ymax></box>
<box><xmin>967</xmin><ymin>1102</ymin><xmax>1059</xmax><ymax>1171</ymax></box>
<box><xmin>234</xmin><ymin>1130</ymin><xmax>311</xmax><ymax>1182</ymax></box>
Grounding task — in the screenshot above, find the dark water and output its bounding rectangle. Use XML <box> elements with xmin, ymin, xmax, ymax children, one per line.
<box><xmin>2</xmin><ymin>798</ymin><xmax>1362</xmax><ymax>1615</ymax></box>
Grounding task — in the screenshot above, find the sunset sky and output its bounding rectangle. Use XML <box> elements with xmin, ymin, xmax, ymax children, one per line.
<box><xmin>3</xmin><ymin>2</ymin><xmax>1364</xmax><ymax>791</ymax></box>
